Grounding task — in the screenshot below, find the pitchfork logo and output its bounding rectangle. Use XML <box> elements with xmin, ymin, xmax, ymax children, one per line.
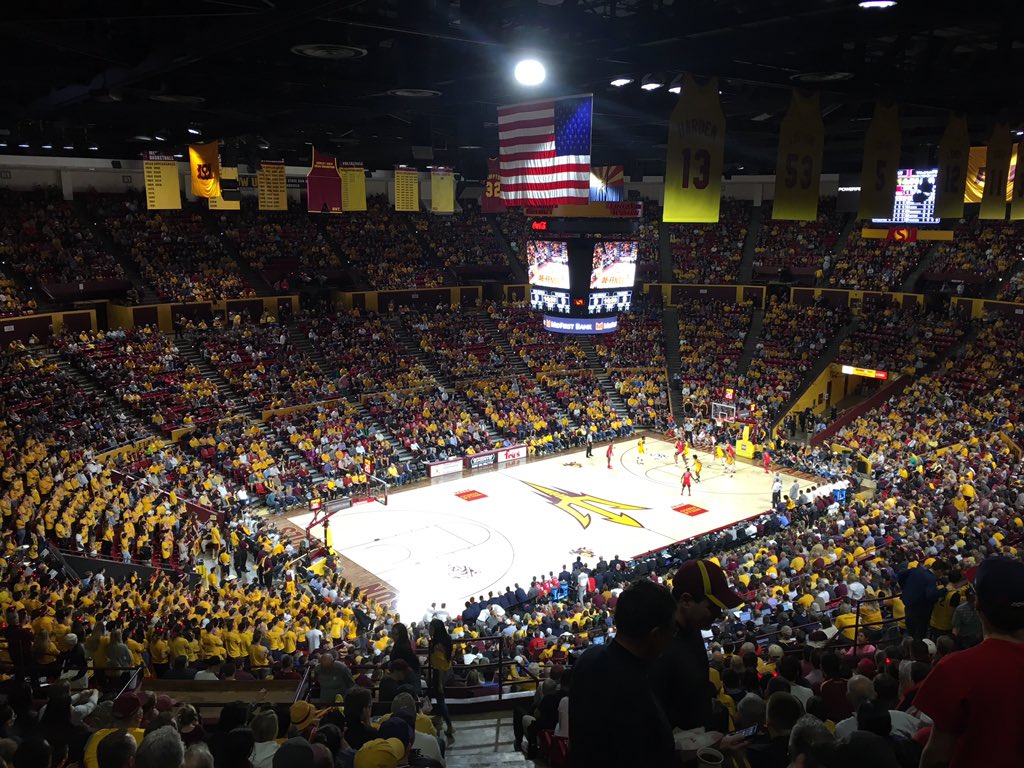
<box><xmin>521</xmin><ymin>481</ymin><xmax>647</xmax><ymax>530</ymax></box>
<box><xmin>196</xmin><ymin>163</ymin><xmax>214</xmax><ymax>180</ymax></box>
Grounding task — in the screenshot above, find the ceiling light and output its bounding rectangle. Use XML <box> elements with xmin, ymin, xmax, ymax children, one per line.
<box><xmin>0</xmin><ymin>143</ymin><xmax>7</xmax><ymax>148</ymax></box>
<box><xmin>41</xmin><ymin>144</ymin><xmax>52</xmax><ymax>150</ymax></box>
<box><xmin>88</xmin><ymin>145</ymin><xmax>99</xmax><ymax>151</ymax></box>
<box><xmin>173</xmin><ymin>153</ymin><xmax>183</xmax><ymax>158</ymax></box>
<box><xmin>858</xmin><ymin>0</ymin><xmax>897</xmax><ymax>8</ymax></box>
<box><xmin>514</xmin><ymin>58</ymin><xmax>546</xmax><ymax>86</ymax></box>
<box><xmin>187</xmin><ymin>127</ymin><xmax>201</xmax><ymax>135</ymax></box>
<box><xmin>63</xmin><ymin>144</ymin><xmax>74</xmax><ymax>150</ymax></box>
<box><xmin>1016</xmin><ymin>130</ymin><xmax>1024</xmax><ymax>136</ymax></box>
<box><xmin>667</xmin><ymin>74</ymin><xmax>684</xmax><ymax>94</ymax></box>
<box><xmin>610</xmin><ymin>77</ymin><xmax>633</xmax><ymax>87</ymax></box>
<box><xmin>640</xmin><ymin>74</ymin><xmax>663</xmax><ymax>91</ymax></box>
<box><xmin>154</xmin><ymin>134</ymin><xmax>166</xmax><ymax>142</ymax></box>
<box><xmin>18</xmin><ymin>143</ymin><xmax>29</xmax><ymax>148</ymax></box>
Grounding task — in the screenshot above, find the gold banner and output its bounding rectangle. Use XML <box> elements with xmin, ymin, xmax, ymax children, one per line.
<box><xmin>1013</xmin><ymin>148</ymin><xmax>1024</xmax><ymax>221</ymax></box>
<box><xmin>662</xmin><ymin>74</ymin><xmax>726</xmax><ymax>223</ymax></box>
<box><xmin>339</xmin><ymin>163</ymin><xmax>367</xmax><ymax>212</ymax></box>
<box><xmin>257</xmin><ymin>160</ymin><xmax>288</xmax><ymax>211</ymax></box>
<box><xmin>965</xmin><ymin>144</ymin><xmax>1017</xmax><ymax>203</ymax></box>
<box><xmin>857</xmin><ymin>103</ymin><xmax>901</xmax><ymax>220</ymax></box>
<box><xmin>208</xmin><ymin>166</ymin><xmax>241</xmax><ymax>210</ymax></box>
<box><xmin>773</xmin><ymin>90</ymin><xmax>824</xmax><ymax>221</ymax></box>
<box><xmin>431</xmin><ymin>167</ymin><xmax>455</xmax><ymax>213</ymax></box>
<box><xmin>394</xmin><ymin>168</ymin><xmax>419</xmax><ymax>212</ymax></box>
<box><xmin>189</xmin><ymin>141</ymin><xmax>221</xmax><ymax>199</ymax></box>
<box><xmin>979</xmin><ymin>123</ymin><xmax>1011</xmax><ymax>220</ymax></box>
<box><xmin>934</xmin><ymin>113</ymin><xmax>969</xmax><ymax>220</ymax></box>
<box><xmin>143</xmin><ymin>152</ymin><xmax>181</xmax><ymax>210</ymax></box>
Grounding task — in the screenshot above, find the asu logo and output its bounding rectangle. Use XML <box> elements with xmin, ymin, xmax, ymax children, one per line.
<box><xmin>196</xmin><ymin>163</ymin><xmax>214</xmax><ymax>180</ymax></box>
<box><xmin>521</xmin><ymin>481</ymin><xmax>647</xmax><ymax>529</ymax></box>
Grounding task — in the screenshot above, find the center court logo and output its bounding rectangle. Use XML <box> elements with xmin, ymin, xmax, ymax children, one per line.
<box><xmin>521</xmin><ymin>481</ymin><xmax>648</xmax><ymax>529</ymax></box>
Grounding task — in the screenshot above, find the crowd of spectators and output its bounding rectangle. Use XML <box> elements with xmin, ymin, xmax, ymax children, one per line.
<box><xmin>837</xmin><ymin>303</ymin><xmax>965</xmax><ymax>378</ymax></box>
<box><xmin>399</xmin><ymin>306</ymin><xmax>506</xmax><ymax>380</ymax></box>
<box><xmin>636</xmin><ymin>199</ymin><xmax>662</xmax><ymax>281</ymax></box>
<box><xmin>675</xmin><ymin>299</ymin><xmax>754</xmax><ymax>408</ymax></box>
<box><xmin>827</xmin><ymin>234</ymin><xmax>928</xmax><ymax>291</ymax></box>
<box><xmin>495</xmin><ymin>211</ymin><xmax>532</xmax><ymax>268</ymax></box>
<box><xmin>592</xmin><ymin>305</ymin><xmax>665</xmax><ymax>370</ymax></box>
<box><xmin>457</xmin><ymin>376</ymin><xmax>562</xmax><ymax>449</ymax></box>
<box><xmin>0</xmin><ymin>272</ymin><xmax>34</xmax><ymax>317</ymax></box>
<box><xmin>670</xmin><ymin>199</ymin><xmax>751</xmax><ymax>284</ymax></box>
<box><xmin>753</xmin><ymin>198</ymin><xmax>845</xmax><ymax>274</ymax></box>
<box><xmin>929</xmin><ymin>217</ymin><xmax>1024</xmax><ymax>290</ymax></box>
<box><xmin>488</xmin><ymin>304</ymin><xmax>587</xmax><ymax>373</ymax></box>
<box><xmin>412</xmin><ymin>203</ymin><xmax>510</xmax><ymax>278</ymax></box>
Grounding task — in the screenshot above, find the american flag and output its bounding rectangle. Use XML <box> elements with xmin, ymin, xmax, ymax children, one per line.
<box><xmin>498</xmin><ymin>94</ymin><xmax>592</xmax><ymax>206</ymax></box>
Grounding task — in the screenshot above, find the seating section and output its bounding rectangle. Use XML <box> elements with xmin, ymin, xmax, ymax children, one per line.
<box><xmin>321</xmin><ymin>195</ymin><xmax>444</xmax><ymax>289</ymax></box>
<box><xmin>837</xmin><ymin>304</ymin><xmax>964</xmax><ymax>377</ymax></box>
<box><xmin>928</xmin><ymin>217</ymin><xmax>1024</xmax><ymax>290</ymax></box>
<box><xmin>489</xmin><ymin>304</ymin><xmax>586</xmax><ymax>373</ymax></box>
<box><xmin>612</xmin><ymin>369</ymin><xmax>670</xmax><ymax>427</ymax></box>
<box><xmin>413</xmin><ymin>202</ymin><xmax>511</xmax><ymax>279</ymax></box>
<box><xmin>0</xmin><ymin>271</ymin><xmax>34</xmax><ymax>317</ymax></box>
<box><xmin>56</xmin><ymin>327</ymin><xmax>235</xmax><ymax>431</ymax></box>
<box><xmin>458</xmin><ymin>376</ymin><xmax>562</xmax><ymax>448</ymax></box>
<box><xmin>539</xmin><ymin>369</ymin><xmax>632</xmax><ymax>438</ymax></box>
<box><xmin>670</xmin><ymin>199</ymin><xmax>750</xmax><ymax>283</ymax></box>
<box><xmin>400</xmin><ymin>306</ymin><xmax>507</xmax><ymax>379</ymax></box>
<box><xmin>753</xmin><ymin>197</ymin><xmax>845</xmax><ymax>276</ymax></box>
<box><xmin>496</xmin><ymin>211</ymin><xmax>532</xmax><ymax>267</ymax></box>
<box><xmin>593</xmin><ymin>308</ymin><xmax>665</xmax><ymax>370</ymax></box>
<box><xmin>827</xmin><ymin>234</ymin><xmax>928</xmax><ymax>290</ymax></box>
<box><xmin>999</xmin><ymin>269</ymin><xmax>1024</xmax><ymax>303</ymax></box>
<box><xmin>365</xmin><ymin>390</ymin><xmax>495</xmax><ymax>461</ymax></box>
<box><xmin>636</xmin><ymin>199</ymin><xmax>662</xmax><ymax>281</ymax></box>
<box><xmin>676</xmin><ymin>300</ymin><xmax>754</xmax><ymax>405</ymax></box>
<box><xmin>85</xmin><ymin>193</ymin><xmax>254</xmax><ymax>302</ymax></box>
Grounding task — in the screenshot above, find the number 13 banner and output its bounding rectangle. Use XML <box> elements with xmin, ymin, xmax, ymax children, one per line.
<box><xmin>857</xmin><ymin>102</ymin><xmax>901</xmax><ymax>220</ymax></box>
<box><xmin>481</xmin><ymin>158</ymin><xmax>505</xmax><ymax>213</ymax></box>
<box><xmin>663</xmin><ymin>74</ymin><xmax>725</xmax><ymax>223</ymax></box>
<box><xmin>773</xmin><ymin>91</ymin><xmax>824</xmax><ymax>221</ymax></box>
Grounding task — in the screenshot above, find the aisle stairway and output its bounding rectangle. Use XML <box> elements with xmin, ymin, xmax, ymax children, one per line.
<box><xmin>200</xmin><ymin>210</ymin><xmax>276</xmax><ymax>295</ymax></box>
<box><xmin>661</xmin><ymin>306</ymin><xmax>685</xmax><ymax>418</ymax></box>
<box><xmin>736</xmin><ymin>308</ymin><xmax>765</xmax><ymax>376</ymax></box>
<box><xmin>73</xmin><ymin>199</ymin><xmax>160</xmax><ymax>304</ymax></box>
<box><xmin>737</xmin><ymin>205</ymin><xmax>765</xmax><ymax>283</ymax></box>
<box><xmin>578</xmin><ymin>338</ymin><xmax>632</xmax><ymax>421</ymax></box>
<box><xmin>485</xmin><ymin>213</ymin><xmax>528</xmax><ymax>283</ymax></box>
<box><xmin>900</xmin><ymin>242</ymin><xmax>943</xmax><ymax>293</ymax></box>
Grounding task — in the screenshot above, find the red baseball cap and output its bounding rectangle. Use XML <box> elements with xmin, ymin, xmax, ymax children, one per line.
<box><xmin>672</xmin><ymin>559</ymin><xmax>743</xmax><ymax>609</ymax></box>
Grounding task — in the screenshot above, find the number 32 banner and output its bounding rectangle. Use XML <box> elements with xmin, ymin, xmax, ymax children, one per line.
<box><xmin>857</xmin><ymin>102</ymin><xmax>901</xmax><ymax>220</ymax></box>
<box><xmin>773</xmin><ymin>91</ymin><xmax>824</xmax><ymax>221</ymax></box>
<box><xmin>663</xmin><ymin>74</ymin><xmax>725</xmax><ymax>223</ymax></box>
<box><xmin>481</xmin><ymin>158</ymin><xmax>505</xmax><ymax>213</ymax></box>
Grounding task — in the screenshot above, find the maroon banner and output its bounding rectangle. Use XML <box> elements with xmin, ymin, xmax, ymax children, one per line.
<box><xmin>481</xmin><ymin>157</ymin><xmax>506</xmax><ymax>213</ymax></box>
<box><xmin>306</xmin><ymin>147</ymin><xmax>343</xmax><ymax>213</ymax></box>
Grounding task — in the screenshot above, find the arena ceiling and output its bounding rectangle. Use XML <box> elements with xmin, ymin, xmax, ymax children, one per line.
<box><xmin>1</xmin><ymin>0</ymin><xmax>1022</xmax><ymax>178</ymax></box>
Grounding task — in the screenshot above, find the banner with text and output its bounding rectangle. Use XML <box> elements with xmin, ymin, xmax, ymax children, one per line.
<box><xmin>857</xmin><ymin>103</ymin><xmax>901</xmax><ymax>220</ymax></box>
<box><xmin>1013</xmin><ymin>147</ymin><xmax>1024</xmax><ymax>221</ymax></box>
<box><xmin>965</xmin><ymin>144</ymin><xmax>1017</xmax><ymax>203</ymax></box>
<box><xmin>208</xmin><ymin>166</ymin><xmax>241</xmax><ymax>210</ymax></box>
<box><xmin>431</xmin><ymin>167</ymin><xmax>455</xmax><ymax>213</ymax></box>
<box><xmin>143</xmin><ymin>151</ymin><xmax>181</xmax><ymax>210</ymax></box>
<box><xmin>663</xmin><ymin>75</ymin><xmax>726</xmax><ymax>223</ymax></box>
<box><xmin>773</xmin><ymin>90</ymin><xmax>824</xmax><ymax>221</ymax></box>
<box><xmin>189</xmin><ymin>141</ymin><xmax>221</xmax><ymax>199</ymax></box>
<box><xmin>481</xmin><ymin>158</ymin><xmax>505</xmax><ymax>213</ymax></box>
<box><xmin>979</xmin><ymin>123</ymin><xmax>1011</xmax><ymax>220</ymax></box>
<box><xmin>257</xmin><ymin>160</ymin><xmax>288</xmax><ymax>211</ymax></box>
<box><xmin>307</xmin><ymin>148</ymin><xmax>343</xmax><ymax>213</ymax></box>
<box><xmin>339</xmin><ymin>162</ymin><xmax>367</xmax><ymax>212</ymax></box>
<box><xmin>934</xmin><ymin>113</ymin><xmax>970</xmax><ymax>220</ymax></box>
<box><xmin>394</xmin><ymin>168</ymin><xmax>419</xmax><ymax>212</ymax></box>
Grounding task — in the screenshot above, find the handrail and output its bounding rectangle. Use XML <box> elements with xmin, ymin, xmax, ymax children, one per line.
<box><xmin>115</xmin><ymin>665</ymin><xmax>146</xmax><ymax>698</ymax></box>
<box><xmin>294</xmin><ymin>663</ymin><xmax>313</xmax><ymax>703</ymax></box>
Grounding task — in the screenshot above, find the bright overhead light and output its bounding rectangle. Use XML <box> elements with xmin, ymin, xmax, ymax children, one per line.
<box><xmin>154</xmin><ymin>134</ymin><xmax>166</xmax><ymax>142</ymax></box>
<box><xmin>63</xmin><ymin>144</ymin><xmax>74</xmax><ymax>150</ymax></box>
<box><xmin>187</xmin><ymin>127</ymin><xmax>201</xmax><ymax>135</ymax></box>
<box><xmin>514</xmin><ymin>58</ymin><xmax>546</xmax><ymax>86</ymax></box>
<box><xmin>0</xmin><ymin>143</ymin><xmax>7</xmax><ymax>148</ymax></box>
<box><xmin>88</xmin><ymin>145</ymin><xmax>99</xmax><ymax>151</ymax></box>
<box><xmin>610</xmin><ymin>77</ymin><xmax>633</xmax><ymax>87</ymax></box>
<box><xmin>18</xmin><ymin>143</ymin><xmax>29</xmax><ymax>148</ymax></box>
<box><xmin>858</xmin><ymin>0</ymin><xmax>897</xmax><ymax>8</ymax></box>
<box><xmin>667</xmin><ymin>75</ymin><xmax>684</xmax><ymax>94</ymax></box>
<box><xmin>640</xmin><ymin>74</ymin><xmax>664</xmax><ymax>91</ymax></box>
<box><xmin>173</xmin><ymin>153</ymin><xmax>183</xmax><ymax>158</ymax></box>
<box><xmin>41</xmin><ymin>144</ymin><xmax>52</xmax><ymax>150</ymax></box>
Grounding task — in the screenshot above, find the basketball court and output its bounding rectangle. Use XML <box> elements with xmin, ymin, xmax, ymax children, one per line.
<box><xmin>287</xmin><ymin>436</ymin><xmax>812</xmax><ymax>617</ymax></box>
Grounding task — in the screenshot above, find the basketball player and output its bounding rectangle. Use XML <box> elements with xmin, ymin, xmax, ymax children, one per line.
<box><xmin>606</xmin><ymin>439</ymin><xmax>614</xmax><ymax>470</ymax></box>
<box><xmin>762</xmin><ymin>448</ymin><xmax>771</xmax><ymax>474</ymax></box>
<box><xmin>715</xmin><ymin>442</ymin><xmax>725</xmax><ymax>467</ymax></box>
<box><xmin>693</xmin><ymin>455</ymin><xmax>703</xmax><ymax>483</ymax></box>
<box><xmin>681</xmin><ymin>468</ymin><xmax>692</xmax><ymax>496</ymax></box>
<box><xmin>725</xmin><ymin>450</ymin><xmax>736</xmax><ymax>476</ymax></box>
<box><xmin>636</xmin><ymin>436</ymin><xmax>646</xmax><ymax>465</ymax></box>
<box><xmin>674</xmin><ymin>437</ymin><xmax>687</xmax><ymax>465</ymax></box>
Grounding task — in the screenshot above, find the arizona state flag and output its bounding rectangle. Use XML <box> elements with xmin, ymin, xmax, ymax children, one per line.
<box><xmin>189</xmin><ymin>141</ymin><xmax>221</xmax><ymax>199</ymax></box>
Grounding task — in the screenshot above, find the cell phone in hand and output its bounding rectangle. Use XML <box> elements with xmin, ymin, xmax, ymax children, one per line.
<box><xmin>727</xmin><ymin>725</ymin><xmax>759</xmax><ymax>739</ymax></box>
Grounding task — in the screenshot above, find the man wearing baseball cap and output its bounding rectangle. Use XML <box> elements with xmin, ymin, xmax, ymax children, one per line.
<box><xmin>915</xmin><ymin>556</ymin><xmax>1024</xmax><ymax>768</ymax></box>
<box><xmin>651</xmin><ymin>559</ymin><xmax>743</xmax><ymax>732</ymax></box>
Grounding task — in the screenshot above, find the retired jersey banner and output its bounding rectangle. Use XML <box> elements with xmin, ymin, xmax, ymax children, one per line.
<box><xmin>934</xmin><ymin>114</ymin><xmax>970</xmax><ymax>220</ymax></box>
<box><xmin>590</xmin><ymin>165</ymin><xmax>625</xmax><ymax>202</ymax></box>
<box><xmin>980</xmin><ymin>123</ymin><xmax>1011</xmax><ymax>220</ymax></box>
<box><xmin>394</xmin><ymin>167</ymin><xmax>419</xmax><ymax>212</ymax></box>
<box><xmin>663</xmin><ymin>75</ymin><xmax>726</xmax><ymax>223</ymax></box>
<box><xmin>1012</xmin><ymin>148</ymin><xmax>1024</xmax><ymax>221</ymax></box>
<box><xmin>481</xmin><ymin>158</ymin><xmax>505</xmax><ymax>213</ymax></box>
<box><xmin>857</xmin><ymin>103</ymin><xmax>901</xmax><ymax>220</ymax></box>
<box><xmin>143</xmin><ymin>151</ymin><xmax>181</xmax><ymax>210</ymax></box>
<box><xmin>773</xmin><ymin>91</ymin><xmax>824</xmax><ymax>221</ymax></box>
<box><xmin>209</xmin><ymin>166</ymin><xmax>241</xmax><ymax>211</ymax></box>
<box><xmin>431</xmin><ymin>167</ymin><xmax>455</xmax><ymax>213</ymax></box>
<box><xmin>965</xmin><ymin>144</ymin><xmax>1017</xmax><ymax>203</ymax></box>
<box><xmin>257</xmin><ymin>160</ymin><xmax>288</xmax><ymax>211</ymax></box>
<box><xmin>339</xmin><ymin>162</ymin><xmax>367</xmax><ymax>212</ymax></box>
<box><xmin>307</xmin><ymin>148</ymin><xmax>343</xmax><ymax>213</ymax></box>
<box><xmin>189</xmin><ymin>141</ymin><xmax>221</xmax><ymax>199</ymax></box>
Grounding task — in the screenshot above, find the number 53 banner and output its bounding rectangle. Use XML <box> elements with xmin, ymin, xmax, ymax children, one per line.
<box><xmin>857</xmin><ymin>102</ymin><xmax>901</xmax><ymax>220</ymax></box>
<box><xmin>663</xmin><ymin>74</ymin><xmax>725</xmax><ymax>223</ymax></box>
<box><xmin>773</xmin><ymin>91</ymin><xmax>824</xmax><ymax>221</ymax></box>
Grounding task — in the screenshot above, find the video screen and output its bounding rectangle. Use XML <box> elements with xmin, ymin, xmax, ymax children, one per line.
<box><xmin>588</xmin><ymin>289</ymin><xmax>633</xmax><ymax>315</ymax></box>
<box><xmin>526</xmin><ymin>240</ymin><xmax>570</xmax><ymax>290</ymax></box>
<box><xmin>590</xmin><ymin>241</ymin><xmax>638</xmax><ymax>290</ymax></box>
<box><xmin>872</xmin><ymin>168</ymin><xmax>939</xmax><ymax>225</ymax></box>
<box><xmin>531</xmin><ymin>287</ymin><xmax>571</xmax><ymax>315</ymax></box>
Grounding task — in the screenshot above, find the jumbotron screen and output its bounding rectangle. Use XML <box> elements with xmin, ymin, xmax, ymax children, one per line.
<box><xmin>590</xmin><ymin>241</ymin><xmax>638</xmax><ymax>290</ymax></box>
<box><xmin>526</xmin><ymin>240</ymin><xmax>570</xmax><ymax>289</ymax></box>
<box><xmin>872</xmin><ymin>168</ymin><xmax>939</xmax><ymax>225</ymax></box>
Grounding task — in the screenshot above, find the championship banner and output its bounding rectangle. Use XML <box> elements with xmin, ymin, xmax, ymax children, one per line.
<box><xmin>857</xmin><ymin>103</ymin><xmax>901</xmax><ymax>220</ymax></box>
<box><xmin>306</xmin><ymin>148</ymin><xmax>343</xmax><ymax>213</ymax></box>
<box><xmin>257</xmin><ymin>160</ymin><xmax>288</xmax><ymax>211</ymax></box>
<box><xmin>1012</xmin><ymin>147</ymin><xmax>1024</xmax><ymax>221</ymax></box>
<box><xmin>339</xmin><ymin>162</ymin><xmax>367</xmax><ymax>212</ymax></box>
<box><xmin>394</xmin><ymin>167</ymin><xmax>419</xmax><ymax>212</ymax></box>
<box><xmin>189</xmin><ymin>141</ymin><xmax>221</xmax><ymax>199</ymax></box>
<box><xmin>933</xmin><ymin>113</ymin><xmax>969</xmax><ymax>220</ymax></box>
<box><xmin>965</xmin><ymin>144</ymin><xmax>1017</xmax><ymax>203</ymax></box>
<box><xmin>590</xmin><ymin>165</ymin><xmax>625</xmax><ymax>202</ymax></box>
<box><xmin>772</xmin><ymin>90</ymin><xmax>824</xmax><ymax>221</ymax></box>
<box><xmin>481</xmin><ymin>158</ymin><xmax>505</xmax><ymax>213</ymax></box>
<box><xmin>143</xmin><ymin>151</ymin><xmax>181</xmax><ymax>210</ymax></box>
<box><xmin>979</xmin><ymin>123</ymin><xmax>1011</xmax><ymax>220</ymax></box>
<box><xmin>431</xmin><ymin>167</ymin><xmax>455</xmax><ymax>213</ymax></box>
<box><xmin>208</xmin><ymin>166</ymin><xmax>241</xmax><ymax>211</ymax></box>
<box><xmin>663</xmin><ymin>74</ymin><xmax>726</xmax><ymax>223</ymax></box>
